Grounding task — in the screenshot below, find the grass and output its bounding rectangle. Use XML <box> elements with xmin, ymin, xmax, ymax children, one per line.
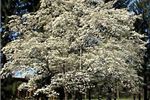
<box><xmin>83</xmin><ymin>98</ymin><xmax>134</xmax><ymax>100</ymax></box>
<box><xmin>83</xmin><ymin>98</ymin><xmax>133</xmax><ymax>100</ymax></box>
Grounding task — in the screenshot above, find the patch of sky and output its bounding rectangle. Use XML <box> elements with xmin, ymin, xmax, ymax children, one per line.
<box><xmin>148</xmin><ymin>30</ymin><xmax>150</xmax><ymax>43</ymax></box>
<box><xmin>113</xmin><ymin>0</ymin><xmax>143</xmax><ymax>14</ymax></box>
<box><xmin>12</xmin><ymin>67</ymin><xmax>37</xmax><ymax>78</ymax></box>
<box><xmin>14</xmin><ymin>0</ymin><xmax>35</xmax><ymax>15</ymax></box>
<box><xmin>127</xmin><ymin>0</ymin><xmax>143</xmax><ymax>14</ymax></box>
<box><xmin>0</xmin><ymin>28</ymin><xmax>2</xmax><ymax>33</ymax></box>
<box><xmin>8</xmin><ymin>31</ymin><xmax>21</xmax><ymax>41</ymax></box>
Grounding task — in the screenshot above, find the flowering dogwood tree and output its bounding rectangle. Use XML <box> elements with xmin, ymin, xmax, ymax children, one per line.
<box><xmin>1</xmin><ymin>0</ymin><xmax>146</xmax><ymax>99</ymax></box>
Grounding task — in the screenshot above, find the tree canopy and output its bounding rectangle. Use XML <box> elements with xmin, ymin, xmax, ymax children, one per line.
<box><xmin>1</xmin><ymin>0</ymin><xmax>149</xmax><ymax>99</ymax></box>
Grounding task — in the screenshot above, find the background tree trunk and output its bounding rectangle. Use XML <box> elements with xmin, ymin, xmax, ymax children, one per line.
<box><xmin>98</xmin><ymin>86</ymin><xmax>102</xmax><ymax>100</ymax></box>
<box><xmin>133</xmin><ymin>94</ymin><xmax>136</xmax><ymax>100</ymax></box>
<box><xmin>138</xmin><ymin>93</ymin><xmax>141</xmax><ymax>100</ymax></box>
<box><xmin>85</xmin><ymin>90</ymin><xmax>87</xmax><ymax>100</ymax></box>
<box><xmin>114</xmin><ymin>92</ymin><xmax>117</xmax><ymax>100</ymax></box>
<box><xmin>88</xmin><ymin>88</ymin><xmax>91</xmax><ymax>100</ymax></box>
<box><xmin>64</xmin><ymin>89</ymin><xmax>68</xmax><ymax>100</ymax></box>
<box><xmin>77</xmin><ymin>92</ymin><xmax>82</xmax><ymax>100</ymax></box>
<box><xmin>116</xmin><ymin>82</ymin><xmax>119</xmax><ymax>99</ymax></box>
<box><xmin>107</xmin><ymin>87</ymin><xmax>112</xmax><ymax>100</ymax></box>
<box><xmin>72</xmin><ymin>93</ymin><xmax>76</xmax><ymax>100</ymax></box>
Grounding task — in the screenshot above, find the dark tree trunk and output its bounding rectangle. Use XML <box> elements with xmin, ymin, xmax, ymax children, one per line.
<box><xmin>138</xmin><ymin>93</ymin><xmax>141</xmax><ymax>100</ymax></box>
<box><xmin>133</xmin><ymin>94</ymin><xmax>136</xmax><ymax>100</ymax></box>
<box><xmin>88</xmin><ymin>88</ymin><xmax>91</xmax><ymax>100</ymax></box>
<box><xmin>72</xmin><ymin>94</ymin><xmax>76</xmax><ymax>100</ymax></box>
<box><xmin>143</xmin><ymin>43</ymin><xmax>149</xmax><ymax>100</ymax></box>
<box><xmin>64</xmin><ymin>89</ymin><xmax>68</xmax><ymax>100</ymax></box>
<box><xmin>107</xmin><ymin>96</ymin><xmax>112</xmax><ymax>100</ymax></box>
<box><xmin>72</xmin><ymin>91</ymin><xmax>77</xmax><ymax>100</ymax></box>
<box><xmin>56</xmin><ymin>87</ymin><xmax>64</xmax><ymax>100</ymax></box>
<box><xmin>98</xmin><ymin>86</ymin><xmax>102</xmax><ymax>100</ymax></box>
<box><xmin>143</xmin><ymin>58</ymin><xmax>147</xmax><ymax>100</ymax></box>
<box><xmin>77</xmin><ymin>92</ymin><xmax>82</xmax><ymax>100</ymax></box>
<box><xmin>106</xmin><ymin>87</ymin><xmax>112</xmax><ymax>100</ymax></box>
<box><xmin>114</xmin><ymin>92</ymin><xmax>117</xmax><ymax>100</ymax></box>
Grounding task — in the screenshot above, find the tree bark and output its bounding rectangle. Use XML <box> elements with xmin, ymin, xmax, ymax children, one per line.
<box><xmin>133</xmin><ymin>94</ymin><xmax>136</xmax><ymax>100</ymax></box>
<box><xmin>78</xmin><ymin>92</ymin><xmax>82</xmax><ymax>100</ymax></box>
<box><xmin>143</xmin><ymin>64</ymin><xmax>148</xmax><ymax>100</ymax></box>
<box><xmin>88</xmin><ymin>88</ymin><xmax>91</xmax><ymax>100</ymax></box>
<box><xmin>85</xmin><ymin>90</ymin><xmax>87</xmax><ymax>100</ymax></box>
<box><xmin>116</xmin><ymin>82</ymin><xmax>119</xmax><ymax>99</ymax></box>
<box><xmin>72</xmin><ymin>93</ymin><xmax>76</xmax><ymax>100</ymax></box>
<box><xmin>106</xmin><ymin>87</ymin><xmax>112</xmax><ymax>100</ymax></box>
<box><xmin>98</xmin><ymin>86</ymin><xmax>102</xmax><ymax>100</ymax></box>
<box><xmin>64</xmin><ymin>89</ymin><xmax>68</xmax><ymax>100</ymax></box>
<box><xmin>114</xmin><ymin>92</ymin><xmax>117</xmax><ymax>100</ymax></box>
<box><xmin>138</xmin><ymin>93</ymin><xmax>141</xmax><ymax>100</ymax></box>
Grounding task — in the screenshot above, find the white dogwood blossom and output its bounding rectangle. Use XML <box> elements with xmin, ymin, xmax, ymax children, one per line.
<box><xmin>1</xmin><ymin>0</ymin><xmax>145</xmax><ymax>98</ymax></box>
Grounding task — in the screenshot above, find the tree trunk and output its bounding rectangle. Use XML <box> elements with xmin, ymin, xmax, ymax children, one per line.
<box><xmin>107</xmin><ymin>95</ymin><xmax>112</xmax><ymax>100</ymax></box>
<box><xmin>98</xmin><ymin>86</ymin><xmax>102</xmax><ymax>100</ymax></box>
<box><xmin>143</xmin><ymin>28</ymin><xmax>150</xmax><ymax>100</ymax></box>
<box><xmin>116</xmin><ymin>82</ymin><xmax>119</xmax><ymax>99</ymax></box>
<box><xmin>78</xmin><ymin>92</ymin><xmax>82</xmax><ymax>100</ymax></box>
<box><xmin>88</xmin><ymin>88</ymin><xmax>91</xmax><ymax>100</ymax></box>
<box><xmin>64</xmin><ymin>89</ymin><xmax>68</xmax><ymax>100</ymax></box>
<box><xmin>72</xmin><ymin>93</ymin><xmax>76</xmax><ymax>100</ymax></box>
<box><xmin>26</xmin><ymin>91</ymin><xmax>28</xmax><ymax>97</ymax></box>
<box><xmin>133</xmin><ymin>94</ymin><xmax>136</xmax><ymax>100</ymax></box>
<box><xmin>17</xmin><ymin>90</ymin><xmax>20</xmax><ymax>98</ymax></box>
<box><xmin>114</xmin><ymin>92</ymin><xmax>117</xmax><ymax>100</ymax></box>
<box><xmin>144</xmin><ymin>65</ymin><xmax>148</xmax><ymax>100</ymax></box>
<box><xmin>85</xmin><ymin>90</ymin><xmax>87</xmax><ymax>100</ymax></box>
<box><xmin>106</xmin><ymin>87</ymin><xmax>112</xmax><ymax>100</ymax></box>
<box><xmin>138</xmin><ymin>93</ymin><xmax>141</xmax><ymax>100</ymax></box>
